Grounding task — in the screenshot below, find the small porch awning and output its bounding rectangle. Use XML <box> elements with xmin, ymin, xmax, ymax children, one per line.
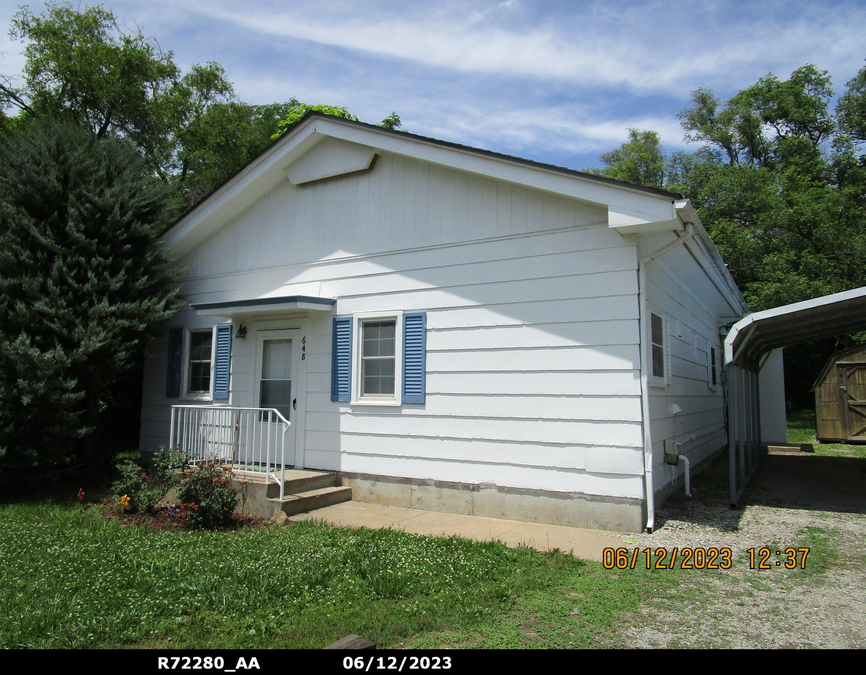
<box><xmin>190</xmin><ymin>295</ymin><xmax>336</xmax><ymax>318</ymax></box>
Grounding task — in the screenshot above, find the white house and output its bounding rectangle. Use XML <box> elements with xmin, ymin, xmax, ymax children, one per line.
<box><xmin>139</xmin><ymin>112</ymin><xmax>758</xmax><ymax>532</ymax></box>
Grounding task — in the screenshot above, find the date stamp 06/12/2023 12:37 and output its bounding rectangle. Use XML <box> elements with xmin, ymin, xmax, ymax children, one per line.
<box><xmin>602</xmin><ymin>547</ymin><xmax>810</xmax><ymax>570</ymax></box>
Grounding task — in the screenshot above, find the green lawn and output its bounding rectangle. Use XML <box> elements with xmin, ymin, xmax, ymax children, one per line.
<box><xmin>786</xmin><ymin>408</ymin><xmax>866</xmax><ymax>458</ymax></box>
<box><xmin>0</xmin><ymin>496</ymin><xmax>677</xmax><ymax>649</ymax></box>
<box><xmin>4</xmin><ymin>409</ymin><xmax>857</xmax><ymax>649</ymax></box>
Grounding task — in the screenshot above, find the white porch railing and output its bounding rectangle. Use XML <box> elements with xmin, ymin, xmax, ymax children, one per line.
<box><xmin>169</xmin><ymin>405</ymin><xmax>292</xmax><ymax>500</ymax></box>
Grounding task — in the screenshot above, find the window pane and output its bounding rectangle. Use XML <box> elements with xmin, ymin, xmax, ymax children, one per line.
<box><xmin>363</xmin><ymin>321</ymin><xmax>396</xmax><ymax>358</ymax></box>
<box><xmin>262</xmin><ymin>340</ymin><xmax>292</xmax><ymax>380</ymax></box>
<box><xmin>361</xmin><ymin>320</ymin><xmax>397</xmax><ymax>397</ymax></box>
<box><xmin>260</xmin><ymin>339</ymin><xmax>292</xmax><ymax>419</ymax></box>
<box><xmin>651</xmin><ymin>314</ymin><xmax>664</xmax><ymax>346</ymax></box>
<box><xmin>188</xmin><ymin>331</ymin><xmax>212</xmax><ymax>393</ymax></box>
<box><xmin>652</xmin><ymin>345</ymin><xmax>665</xmax><ymax>378</ymax></box>
<box><xmin>260</xmin><ymin>379</ymin><xmax>292</xmax><ymax>420</ymax></box>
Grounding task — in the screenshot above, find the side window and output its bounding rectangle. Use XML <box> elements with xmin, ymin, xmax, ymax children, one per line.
<box><xmin>649</xmin><ymin>311</ymin><xmax>669</xmax><ymax>385</ymax></box>
<box><xmin>360</xmin><ymin>319</ymin><xmax>397</xmax><ymax>398</ymax></box>
<box><xmin>166</xmin><ymin>325</ymin><xmax>230</xmax><ymax>400</ymax></box>
<box><xmin>707</xmin><ymin>342</ymin><xmax>718</xmax><ymax>389</ymax></box>
<box><xmin>331</xmin><ymin>312</ymin><xmax>427</xmax><ymax>405</ymax></box>
<box><xmin>188</xmin><ymin>330</ymin><xmax>213</xmax><ymax>394</ymax></box>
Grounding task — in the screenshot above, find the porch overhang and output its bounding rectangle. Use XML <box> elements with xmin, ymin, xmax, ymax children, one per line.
<box><xmin>190</xmin><ymin>295</ymin><xmax>337</xmax><ymax>318</ymax></box>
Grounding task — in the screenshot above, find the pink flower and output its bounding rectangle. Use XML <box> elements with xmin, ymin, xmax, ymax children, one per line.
<box><xmin>77</xmin><ymin>488</ymin><xmax>84</xmax><ymax>501</ymax></box>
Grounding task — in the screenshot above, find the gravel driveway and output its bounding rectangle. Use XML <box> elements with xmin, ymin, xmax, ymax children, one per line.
<box><xmin>608</xmin><ymin>447</ymin><xmax>866</xmax><ymax>649</ymax></box>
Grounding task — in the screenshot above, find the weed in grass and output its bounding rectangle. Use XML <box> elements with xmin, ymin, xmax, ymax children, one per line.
<box><xmin>794</xmin><ymin>526</ymin><xmax>836</xmax><ymax>578</ymax></box>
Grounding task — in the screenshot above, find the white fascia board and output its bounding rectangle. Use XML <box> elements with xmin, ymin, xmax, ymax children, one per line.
<box><xmin>312</xmin><ymin>118</ymin><xmax>679</xmax><ymax>225</ymax></box>
<box><xmin>195</xmin><ymin>300</ymin><xmax>334</xmax><ymax>318</ymax></box>
<box><xmin>675</xmin><ymin>199</ymin><xmax>747</xmax><ymax>316</ymax></box>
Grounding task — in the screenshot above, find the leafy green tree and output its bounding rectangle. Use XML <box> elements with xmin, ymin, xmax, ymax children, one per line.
<box><xmin>586</xmin><ymin>128</ymin><xmax>667</xmax><ymax>188</ymax></box>
<box><xmin>272</xmin><ymin>104</ymin><xmax>406</xmax><ymax>140</ymax></box>
<box><xmin>380</xmin><ymin>111</ymin><xmax>403</xmax><ymax>130</ymax></box>
<box><xmin>673</xmin><ymin>64</ymin><xmax>866</xmax><ymax>310</ymax></box>
<box><xmin>837</xmin><ymin>63</ymin><xmax>866</xmax><ymax>144</ymax></box>
<box><xmin>0</xmin><ymin>119</ymin><xmax>183</xmax><ymax>477</ymax></box>
<box><xmin>271</xmin><ymin>103</ymin><xmax>361</xmax><ymax>140</ymax></box>
<box><xmin>175</xmin><ymin>100</ymin><xmax>302</xmax><ymax>208</ymax></box>
<box><xmin>6</xmin><ymin>2</ymin><xmax>235</xmax><ymax>181</ymax></box>
<box><xmin>591</xmin><ymin>64</ymin><xmax>866</xmax><ymax>405</ymax></box>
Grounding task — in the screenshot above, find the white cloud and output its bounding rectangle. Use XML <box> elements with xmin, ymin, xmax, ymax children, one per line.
<box><xmin>3</xmin><ymin>0</ymin><xmax>864</xmax><ymax>169</ymax></box>
<box><xmin>178</xmin><ymin>0</ymin><xmax>866</xmax><ymax>95</ymax></box>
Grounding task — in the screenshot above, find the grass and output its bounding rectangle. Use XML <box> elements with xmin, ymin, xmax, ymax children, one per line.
<box><xmin>0</xmin><ymin>495</ymin><xmax>678</xmax><ymax>650</ymax></box>
<box><xmin>6</xmin><ymin>410</ymin><xmax>854</xmax><ymax>650</ymax></box>
<box><xmin>786</xmin><ymin>408</ymin><xmax>866</xmax><ymax>458</ymax></box>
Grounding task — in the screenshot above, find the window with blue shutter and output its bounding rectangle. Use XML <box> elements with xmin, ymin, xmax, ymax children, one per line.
<box><xmin>166</xmin><ymin>326</ymin><xmax>183</xmax><ymax>398</ymax></box>
<box><xmin>331</xmin><ymin>317</ymin><xmax>352</xmax><ymax>402</ymax></box>
<box><xmin>213</xmin><ymin>325</ymin><xmax>232</xmax><ymax>399</ymax></box>
<box><xmin>402</xmin><ymin>312</ymin><xmax>426</xmax><ymax>404</ymax></box>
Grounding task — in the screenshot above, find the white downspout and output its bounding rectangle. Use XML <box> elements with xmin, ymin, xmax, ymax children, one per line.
<box><xmin>639</xmin><ymin>222</ymin><xmax>694</xmax><ymax>533</ymax></box>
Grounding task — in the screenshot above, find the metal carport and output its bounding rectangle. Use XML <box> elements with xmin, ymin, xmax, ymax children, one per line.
<box><xmin>724</xmin><ymin>286</ymin><xmax>866</xmax><ymax>506</ymax></box>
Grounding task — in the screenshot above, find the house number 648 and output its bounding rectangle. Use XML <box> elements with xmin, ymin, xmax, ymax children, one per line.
<box><xmin>301</xmin><ymin>336</ymin><xmax>306</xmax><ymax>360</ymax></box>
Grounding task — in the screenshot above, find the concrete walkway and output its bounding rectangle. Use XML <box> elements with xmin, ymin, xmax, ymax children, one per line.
<box><xmin>290</xmin><ymin>501</ymin><xmax>627</xmax><ymax>562</ymax></box>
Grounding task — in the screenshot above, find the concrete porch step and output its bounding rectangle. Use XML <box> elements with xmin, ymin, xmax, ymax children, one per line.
<box><xmin>269</xmin><ymin>485</ymin><xmax>353</xmax><ymax>517</ymax></box>
<box><xmin>235</xmin><ymin>468</ymin><xmax>352</xmax><ymax>518</ymax></box>
<box><xmin>265</xmin><ymin>469</ymin><xmax>340</xmax><ymax>499</ymax></box>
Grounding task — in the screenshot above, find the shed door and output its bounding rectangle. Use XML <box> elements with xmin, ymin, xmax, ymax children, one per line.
<box><xmin>840</xmin><ymin>362</ymin><xmax>866</xmax><ymax>442</ymax></box>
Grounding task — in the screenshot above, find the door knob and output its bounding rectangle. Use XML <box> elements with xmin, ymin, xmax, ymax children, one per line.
<box><xmin>292</xmin><ymin>398</ymin><xmax>297</xmax><ymax>410</ymax></box>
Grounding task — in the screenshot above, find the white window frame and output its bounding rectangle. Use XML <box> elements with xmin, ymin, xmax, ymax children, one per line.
<box><xmin>351</xmin><ymin>311</ymin><xmax>403</xmax><ymax>406</ymax></box>
<box><xmin>648</xmin><ymin>310</ymin><xmax>670</xmax><ymax>387</ymax></box>
<box><xmin>183</xmin><ymin>327</ymin><xmax>215</xmax><ymax>401</ymax></box>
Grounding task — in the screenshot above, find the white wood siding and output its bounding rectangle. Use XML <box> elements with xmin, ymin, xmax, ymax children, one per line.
<box><xmin>140</xmin><ymin>155</ymin><xmax>646</xmax><ymax>500</ymax></box>
<box><xmin>640</xmin><ymin>232</ymin><xmax>735</xmax><ymax>496</ymax></box>
<box><xmin>183</xmin><ymin>152</ymin><xmax>608</xmax><ymax>280</ymax></box>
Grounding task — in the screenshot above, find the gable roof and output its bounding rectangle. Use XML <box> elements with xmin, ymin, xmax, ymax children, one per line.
<box><xmin>810</xmin><ymin>342</ymin><xmax>866</xmax><ymax>391</ymax></box>
<box><xmin>162</xmin><ymin>112</ymin><xmax>692</xmax><ymax>257</ymax></box>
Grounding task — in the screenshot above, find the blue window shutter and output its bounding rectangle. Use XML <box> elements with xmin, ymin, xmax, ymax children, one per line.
<box><xmin>166</xmin><ymin>326</ymin><xmax>183</xmax><ymax>398</ymax></box>
<box><xmin>331</xmin><ymin>317</ymin><xmax>352</xmax><ymax>402</ymax></box>
<box><xmin>402</xmin><ymin>312</ymin><xmax>426</xmax><ymax>404</ymax></box>
<box><xmin>213</xmin><ymin>325</ymin><xmax>232</xmax><ymax>400</ymax></box>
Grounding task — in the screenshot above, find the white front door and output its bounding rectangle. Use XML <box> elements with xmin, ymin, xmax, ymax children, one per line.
<box><xmin>255</xmin><ymin>329</ymin><xmax>300</xmax><ymax>466</ymax></box>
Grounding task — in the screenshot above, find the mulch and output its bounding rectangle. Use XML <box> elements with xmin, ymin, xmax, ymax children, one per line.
<box><xmin>99</xmin><ymin>499</ymin><xmax>268</xmax><ymax>532</ymax></box>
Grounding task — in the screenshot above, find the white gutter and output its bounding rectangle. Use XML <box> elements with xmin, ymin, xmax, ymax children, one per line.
<box><xmin>639</xmin><ymin>222</ymin><xmax>694</xmax><ymax>533</ymax></box>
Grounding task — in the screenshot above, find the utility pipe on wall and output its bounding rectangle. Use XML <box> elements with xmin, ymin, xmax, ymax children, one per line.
<box><xmin>678</xmin><ymin>454</ymin><xmax>691</xmax><ymax>497</ymax></box>
<box><xmin>639</xmin><ymin>222</ymin><xmax>694</xmax><ymax>533</ymax></box>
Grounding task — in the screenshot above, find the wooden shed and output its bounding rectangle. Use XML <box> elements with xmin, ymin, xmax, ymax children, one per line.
<box><xmin>812</xmin><ymin>344</ymin><xmax>866</xmax><ymax>443</ymax></box>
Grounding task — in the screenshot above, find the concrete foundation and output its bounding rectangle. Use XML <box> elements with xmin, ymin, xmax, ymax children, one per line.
<box><xmin>337</xmin><ymin>472</ymin><xmax>646</xmax><ymax>533</ymax></box>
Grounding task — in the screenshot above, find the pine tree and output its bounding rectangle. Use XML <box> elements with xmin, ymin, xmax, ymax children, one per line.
<box><xmin>0</xmin><ymin>119</ymin><xmax>183</xmax><ymax>476</ymax></box>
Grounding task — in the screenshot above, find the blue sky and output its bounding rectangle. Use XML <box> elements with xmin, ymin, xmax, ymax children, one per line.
<box><xmin>2</xmin><ymin>0</ymin><xmax>865</xmax><ymax>170</ymax></box>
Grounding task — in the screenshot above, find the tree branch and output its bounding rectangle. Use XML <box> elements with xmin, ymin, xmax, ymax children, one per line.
<box><xmin>0</xmin><ymin>81</ymin><xmax>39</xmax><ymax>118</ymax></box>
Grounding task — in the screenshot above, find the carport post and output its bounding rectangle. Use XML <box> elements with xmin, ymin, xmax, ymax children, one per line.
<box><xmin>739</xmin><ymin>364</ymin><xmax>746</xmax><ymax>488</ymax></box>
<box><xmin>728</xmin><ymin>364</ymin><xmax>739</xmax><ymax>507</ymax></box>
<box><xmin>753</xmin><ymin>369</ymin><xmax>762</xmax><ymax>474</ymax></box>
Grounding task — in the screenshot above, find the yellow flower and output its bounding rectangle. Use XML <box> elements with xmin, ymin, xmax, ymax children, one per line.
<box><xmin>120</xmin><ymin>494</ymin><xmax>130</xmax><ymax>509</ymax></box>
